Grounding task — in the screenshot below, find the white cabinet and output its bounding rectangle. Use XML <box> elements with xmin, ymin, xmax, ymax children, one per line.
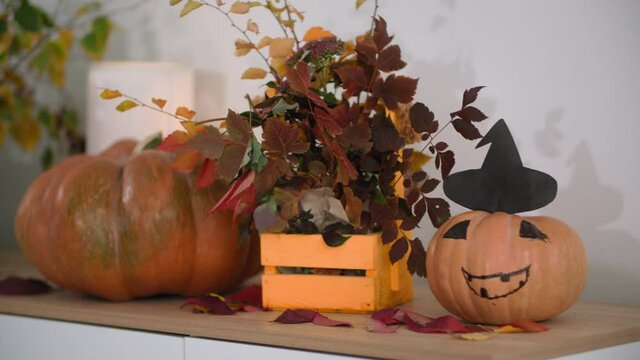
<box><xmin>0</xmin><ymin>314</ymin><xmax>184</xmax><ymax>360</ymax></box>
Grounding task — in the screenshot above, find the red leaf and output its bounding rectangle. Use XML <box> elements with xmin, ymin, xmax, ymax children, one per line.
<box><xmin>157</xmin><ymin>130</ymin><xmax>190</xmax><ymax>152</ymax></box>
<box><xmin>407</xmin><ymin>238</ymin><xmax>427</xmax><ymax>277</ymax></box>
<box><xmin>510</xmin><ymin>320</ymin><xmax>549</xmax><ymax>333</ymax></box>
<box><xmin>377</xmin><ymin>44</ymin><xmax>405</xmax><ymax>72</ymax></box>
<box><xmin>0</xmin><ymin>276</ymin><xmax>51</xmax><ymax>295</ymax></box>
<box><xmin>195</xmin><ymin>159</ymin><xmax>217</xmax><ymax>189</ymax></box>
<box><xmin>410</xmin><ymin>103</ymin><xmax>438</xmax><ymax>134</ymax></box>
<box><xmin>373</xmin><ymin>75</ymin><xmax>418</xmax><ymax>110</ymax></box>
<box><xmin>313</xmin><ymin>107</ymin><xmax>344</xmax><ymax>137</ymax></box>
<box><xmin>209</xmin><ymin>170</ymin><xmax>256</xmax><ymax>214</ymax></box>
<box><xmin>452</xmin><ymin>118</ymin><xmax>482</xmax><ymax>140</ymax></box>
<box><xmin>405</xmin><ymin>315</ymin><xmax>469</xmax><ymax>334</ymax></box>
<box><xmin>355</xmin><ymin>36</ymin><xmax>377</xmax><ymax>65</ymax></box>
<box><xmin>371</xmin><ymin>113</ymin><xmax>403</xmax><ymax>152</ymax></box>
<box><xmin>372</xmin><ymin>308</ymin><xmax>403</xmax><ymax>325</ymax></box>
<box><xmin>381</xmin><ymin>225</ymin><xmax>398</xmax><ymax>245</ymax></box>
<box><xmin>337</xmin><ymin>119</ymin><xmax>372</xmax><ymax>153</ymax></box>
<box><xmin>367</xmin><ymin>318</ymin><xmax>400</xmax><ymax>333</ymax></box>
<box><xmin>403</xmin><ymin>309</ymin><xmax>432</xmax><ymax>326</ymax></box>
<box><xmin>335</xmin><ymin>66</ymin><xmax>369</xmax><ymax>98</ymax></box>
<box><xmin>462</xmin><ymin>86</ymin><xmax>485</xmax><ymax>107</ymax></box>
<box><xmin>328</xmin><ymin>103</ymin><xmax>360</xmax><ymax>128</ymax></box>
<box><xmin>225</xmin><ymin>285</ymin><xmax>263</xmax><ymax>309</ymax></box>
<box><xmin>181</xmin><ymin>296</ymin><xmax>235</xmax><ymax>315</ymax></box>
<box><xmin>274</xmin><ymin>309</ymin><xmax>318</xmax><ymax>324</ymax></box>
<box><xmin>286</xmin><ymin>62</ymin><xmax>325</xmax><ymax>107</ymax></box>
<box><xmin>312</xmin><ymin>313</ymin><xmax>353</xmax><ymax>327</ymax></box>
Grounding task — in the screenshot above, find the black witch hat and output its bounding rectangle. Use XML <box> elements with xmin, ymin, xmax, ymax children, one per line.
<box><xmin>443</xmin><ymin>119</ymin><xmax>557</xmax><ymax>213</ymax></box>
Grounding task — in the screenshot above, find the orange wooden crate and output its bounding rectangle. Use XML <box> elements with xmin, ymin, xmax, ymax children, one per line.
<box><xmin>261</xmin><ymin>233</ymin><xmax>413</xmax><ymax>313</ymax></box>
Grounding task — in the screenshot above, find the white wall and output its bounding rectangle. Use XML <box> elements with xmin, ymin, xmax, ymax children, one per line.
<box><xmin>2</xmin><ymin>0</ymin><xmax>638</xmax><ymax>305</ymax></box>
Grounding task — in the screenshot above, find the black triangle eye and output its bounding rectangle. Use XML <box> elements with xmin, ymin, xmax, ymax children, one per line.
<box><xmin>519</xmin><ymin>220</ymin><xmax>548</xmax><ymax>242</ymax></box>
<box><xmin>443</xmin><ymin>220</ymin><xmax>470</xmax><ymax>240</ymax></box>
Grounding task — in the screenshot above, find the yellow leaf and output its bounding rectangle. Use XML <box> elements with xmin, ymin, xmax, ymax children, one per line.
<box><xmin>234</xmin><ymin>38</ymin><xmax>253</xmax><ymax>56</ymax></box>
<box><xmin>176</xmin><ymin>106</ymin><xmax>196</xmax><ymax>120</ymax></box>
<box><xmin>495</xmin><ymin>325</ymin><xmax>525</xmax><ymax>334</ymax></box>
<box><xmin>180</xmin><ymin>0</ymin><xmax>203</xmax><ymax>17</ymax></box>
<box><xmin>59</xmin><ymin>30</ymin><xmax>74</xmax><ymax>49</ymax></box>
<box><xmin>0</xmin><ymin>121</ymin><xmax>5</xmax><ymax>146</ymax></box>
<box><xmin>355</xmin><ymin>0</ymin><xmax>368</xmax><ymax>9</ymax></box>
<box><xmin>270</xmin><ymin>57</ymin><xmax>288</xmax><ymax>77</ymax></box>
<box><xmin>180</xmin><ymin>121</ymin><xmax>205</xmax><ymax>135</ymax></box>
<box><xmin>343</xmin><ymin>39</ymin><xmax>355</xmax><ymax>55</ymax></box>
<box><xmin>170</xmin><ymin>0</ymin><xmax>183</xmax><ymax>5</ymax></box>
<box><xmin>241</xmin><ymin>67</ymin><xmax>267</xmax><ymax>80</ymax></box>
<box><xmin>116</xmin><ymin>100</ymin><xmax>139</xmax><ymax>112</ymax></box>
<box><xmin>281</xmin><ymin>19</ymin><xmax>295</xmax><ymax>29</ymax></box>
<box><xmin>100</xmin><ymin>89</ymin><xmax>122</xmax><ymax>99</ymax></box>
<box><xmin>246</xmin><ymin>19</ymin><xmax>259</xmax><ymax>34</ymax></box>
<box><xmin>268</xmin><ymin>37</ymin><xmax>295</xmax><ymax>58</ymax></box>
<box><xmin>405</xmin><ymin>151</ymin><xmax>432</xmax><ymax>173</ymax></box>
<box><xmin>288</xmin><ymin>5</ymin><xmax>304</xmax><ymax>21</ymax></box>
<box><xmin>303</xmin><ymin>27</ymin><xmax>335</xmax><ymax>42</ymax></box>
<box><xmin>152</xmin><ymin>98</ymin><xmax>167</xmax><ymax>109</ymax></box>
<box><xmin>9</xmin><ymin>115</ymin><xmax>41</xmax><ymax>151</ymax></box>
<box><xmin>229</xmin><ymin>1</ymin><xmax>251</xmax><ymax>14</ymax></box>
<box><xmin>256</xmin><ymin>36</ymin><xmax>272</xmax><ymax>49</ymax></box>
<box><xmin>456</xmin><ymin>332</ymin><xmax>492</xmax><ymax>341</ymax></box>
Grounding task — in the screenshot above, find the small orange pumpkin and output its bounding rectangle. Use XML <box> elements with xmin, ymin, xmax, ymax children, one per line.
<box><xmin>426</xmin><ymin>120</ymin><xmax>587</xmax><ymax>324</ymax></box>
<box><xmin>15</xmin><ymin>139</ymin><xmax>258</xmax><ymax>301</ymax></box>
<box><xmin>427</xmin><ymin>211</ymin><xmax>586</xmax><ymax>324</ymax></box>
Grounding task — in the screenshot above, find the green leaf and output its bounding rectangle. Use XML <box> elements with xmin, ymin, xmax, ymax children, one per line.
<box><xmin>36</xmin><ymin>108</ymin><xmax>56</xmax><ymax>136</ymax></box>
<box><xmin>62</xmin><ymin>109</ymin><xmax>78</xmax><ymax>131</ymax></box>
<box><xmin>116</xmin><ymin>100</ymin><xmax>138</xmax><ymax>112</ymax></box>
<box><xmin>180</xmin><ymin>0</ymin><xmax>203</xmax><ymax>17</ymax></box>
<box><xmin>142</xmin><ymin>132</ymin><xmax>163</xmax><ymax>150</ymax></box>
<box><xmin>170</xmin><ymin>0</ymin><xmax>184</xmax><ymax>5</ymax></box>
<box><xmin>15</xmin><ymin>0</ymin><xmax>43</xmax><ymax>32</ymax></box>
<box><xmin>250</xmin><ymin>134</ymin><xmax>267</xmax><ymax>172</ymax></box>
<box><xmin>80</xmin><ymin>16</ymin><xmax>112</xmax><ymax>59</ymax></box>
<box><xmin>41</xmin><ymin>146</ymin><xmax>53</xmax><ymax>170</ymax></box>
<box><xmin>271</xmin><ymin>98</ymin><xmax>298</xmax><ymax>116</ymax></box>
<box><xmin>355</xmin><ymin>0</ymin><xmax>368</xmax><ymax>9</ymax></box>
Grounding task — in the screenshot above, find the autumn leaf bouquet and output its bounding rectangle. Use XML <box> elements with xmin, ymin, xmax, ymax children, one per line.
<box><xmin>102</xmin><ymin>0</ymin><xmax>489</xmax><ymax>277</ymax></box>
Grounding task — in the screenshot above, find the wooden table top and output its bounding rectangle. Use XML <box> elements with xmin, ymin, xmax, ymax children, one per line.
<box><xmin>1</xmin><ymin>249</ymin><xmax>639</xmax><ymax>360</ymax></box>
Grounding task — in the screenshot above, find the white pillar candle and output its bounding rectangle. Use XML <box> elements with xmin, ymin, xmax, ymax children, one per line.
<box><xmin>86</xmin><ymin>62</ymin><xmax>195</xmax><ymax>154</ymax></box>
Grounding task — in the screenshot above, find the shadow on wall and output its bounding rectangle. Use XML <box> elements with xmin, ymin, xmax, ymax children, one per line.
<box><xmin>546</xmin><ymin>141</ymin><xmax>640</xmax><ymax>305</ymax></box>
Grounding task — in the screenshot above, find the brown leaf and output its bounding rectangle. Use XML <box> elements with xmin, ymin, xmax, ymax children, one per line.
<box><xmin>343</xmin><ymin>188</ymin><xmax>363</xmax><ymax>226</ymax></box>
<box><xmin>187</xmin><ymin>126</ymin><xmax>226</xmax><ymax>159</ymax></box>
<box><xmin>313</xmin><ymin>108</ymin><xmax>344</xmax><ymax>136</ymax></box>
<box><xmin>377</xmin><ymin>45</ymin><xmax>405</xmax><ymax>72</ymax></box>
<box><xmin>337</xmin><ymin>120</ymin><xmax>372</xmax><ymax>153</ymax></box>
<box><xmin>373</xmin><ymin>75</ymin><xmax>418</xmax><ymax>110</ymax></box>
<box><xmin>426</xmin><ymin>197</ymin><xmax>451</xmax><ymax>228</ymax></box>
<box><xmin>371</xmin><ymin>113</ymin><xmax>403</xmax><ymax>152</ymax></box>
<box><xmin>215</xmin><ymin>143</ymin><xmax>247</xmax><ymax>181</ymax></box>
<box><xmin>462</xmin><ymin>86</ymin><xmax>485</xmax><ymax>107</ymax></box>
<box><xmin>407</xmin><ymin>238</ymin><xmax>426</xmax><ymax>277</ymax></box>
<box><xmin>255</xmin><ymin>158</ymin><xmax>290</xmax><ymax>196</ymax></box>
<box><xmin>452</xmin><ymin>118</ymin><xmax>482</xmax><ymax>140</ymax></box>
<box><xmin>225</xmin><ymin>110</ymin><xmax>252</xmax><ymax>144</ymax></box>
<box><xmin>355</xmin><ymin>36</ymin><xmax>377</xmax><ymax>66</ymax></box>
<box><xmin>262</xmin><ymin>117</ymin><xmax>309</xmax><ymax>158</ymax></box>
<box><xmin>410</xmin><ymin>102</ymin><xmax>438</xmax><ymax>134</ymax></box>
<box><xmin>286</xmin><ymin>62</ymin><xmax>325</xmax><ymax>107</ymax></box>
<box><xmin>421</xmin><ymin>178</ymin><xmax>440</xmax><ymax>194</ymax></box>
<box><xmin>436</xmin><ymin>150</ymin><xmax>455</xmax><ymax>178</ymax></box>
<box><xmin>0</xmin><ymin>276</ymin><xmax>51</xmax><ymax>295</ymax></box>
<box><xmin>389</xmin><ymin>236</ymin><xmax>409</xmax><ymax>264</ymax></box>
<box><xmin>459</xmin><ymin>106</ymin><xmax>487</xmax><ymax>123</ymax></box>
<box><xmin>372</xmin><ymin>17</ymin><xmax>392</xmax><ymax>50</ymax></box>
<box><xmin>234</xmin><ymin>38</ymin><xmax>253</xmax><ymax>56</ymax></box>
<box><xmin>152</xmin><ymin>98</ymin><xmax>167</xmax><ymax>109</ymax></box>
<box><xmin>335</xmin><ymin>66</ymin><xmax>368</xmax><ymax>98</ymax></box>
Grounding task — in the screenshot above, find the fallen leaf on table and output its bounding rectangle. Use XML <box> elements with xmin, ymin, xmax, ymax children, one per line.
<box><xmin>509</xmin><ymin>320</ymin><xmax>549</xmax><ymax>333</ymax></box>
<box><xmin>274</xmin><ymin>309</ymin><xmax>353</xmax><ymax>328</ymax></box>
<box><xmin>181</xmin><ymin>295</ymin><xmax>235</xmax><ymax>315</ymax></box>
<box><xmin>225</xmin><ymin>284</ymin><xmax>263</xmax><ymax>310</ymax></box>
<box><xmin>367</xmin><ymin>318</ymin><xmax>400</xmax><ymax>333</ymax></box>
<box><xmin>0</xmin><ymin>276</ymin><xmax>52</xmax><ymax>295</ymax></box>
<box><xmin>495</xmin><ymin>325</ymin><xmax>524</xmax><ymax>333</ymax></box>
<box><xmin>405</xmin><ymin>315</ymin><xmax>469</xmax><ymax>334</ymax></box>
<box><xmin>403</xmin><ymin>309</ymin><xmax>433</xmax><ymax>326</ymax></box>
<box><xmin>456</xmin><ymin>332</ymin><xmax>493</xmax><ymax>341</ymax></box>
<box><xmin>371</xmin><ymin>307</ymin><xmax>403</xmax><ymax>325</ymax></box>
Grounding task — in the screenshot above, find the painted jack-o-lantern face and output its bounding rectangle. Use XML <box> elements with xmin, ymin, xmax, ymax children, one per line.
<box><xmin>426</xmin><ymin>211</ymin><xmax>587</xmax><ymax>325</ymax></box>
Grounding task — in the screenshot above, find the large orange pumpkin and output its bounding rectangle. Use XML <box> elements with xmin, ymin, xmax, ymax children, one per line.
<box><xmin>426</xmin><ymin>211</ymin><xmax>587</xmax><ymax>324</ymax></box>
<box><xmin>14</xmin><ymin>139</ymin><xmax>258</xmax><ymax>301</ymax></box>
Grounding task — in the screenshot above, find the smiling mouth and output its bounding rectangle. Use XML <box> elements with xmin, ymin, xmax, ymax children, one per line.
<box><xmin>461</xmin><ymin>265</ymin><xmax>531</xmax><ymax>300</ymax></box>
